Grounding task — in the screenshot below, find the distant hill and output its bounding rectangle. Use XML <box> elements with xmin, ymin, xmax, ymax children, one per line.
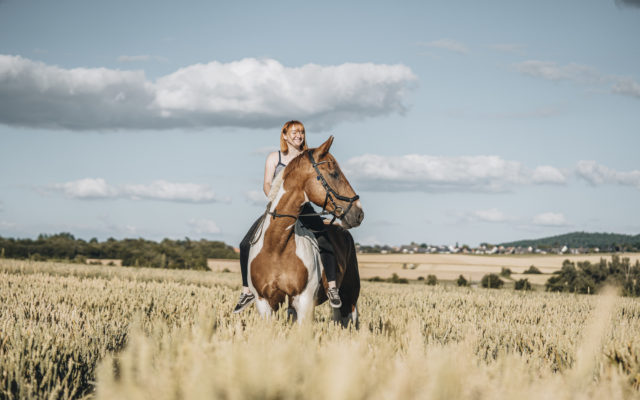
<box><xmin>499</xmin><ymin>231</ymin><xmax>640</xmax><ymax>251</ymax></box>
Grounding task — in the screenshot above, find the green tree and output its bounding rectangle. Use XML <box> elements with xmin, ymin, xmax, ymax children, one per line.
<box><xmin>481</xmin><ymin>273</ymin><xmax>504</xmax><ymax>289</ymax></box>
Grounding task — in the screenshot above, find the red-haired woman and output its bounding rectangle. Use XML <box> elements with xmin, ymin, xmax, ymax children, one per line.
<box><xmin>233</xmin><ymin>120</ymin><xmax>341</xmax><ymax>313</ymax></box>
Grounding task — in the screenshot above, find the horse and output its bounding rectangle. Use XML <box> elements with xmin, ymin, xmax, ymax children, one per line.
<box><xmin>247</xmin><ymin>136</ymin><xmax>364</xmax><ymax>326</ymax></box>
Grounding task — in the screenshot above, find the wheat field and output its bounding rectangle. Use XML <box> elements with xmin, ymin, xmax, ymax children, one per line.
<box><xmin>1</xmin><ymin>258</ymin><xmax>640</xmax><ymax>400</ymax></box>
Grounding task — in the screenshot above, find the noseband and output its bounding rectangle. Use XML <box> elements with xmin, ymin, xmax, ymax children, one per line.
<box><xmin>268</xmin><ymin>150</ymin><xmax>359</xmax><ymax>224</ymax></box>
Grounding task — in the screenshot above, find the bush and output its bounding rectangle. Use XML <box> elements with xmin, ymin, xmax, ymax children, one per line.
<box><xmin>500</xmin><ymin>267</ymin><xmax>512</xmax><ymax>278</ymax></box>
<box><xmin>457</xmin><ymin>275</ymin><xmax>468</xmax><ymax>287</ymax></box>
<box><xmin>426</xmin><ymin>275</ymin><xmax>438</xmax><ymax>286</ymax></box>
<box><xmin>417</xmin><ymin>276</ymin><xmax>425</xmax><ymax>281</ymax></box>
<box><xmin>481</xmin><ymin>273</ymin><xmax>504</xmax><ymax>289</ymax></box>
<box><xmin>524</xmin><ymin>265</ymin><xmax>542</xmax><ymax>274</ymax></box>
<box><xmin>514</xmin><ymin>278</ymin><xmax>532</xmax><ymax>291</ymax></box>
<box><xmin>368</xmin><ymin>276</ymin><xmax>384</xmax><ymax>282</ymax></box>
<box><xmin>387</xmin><ymin>273</ymin><xmax>409</xmax><ymax>284</ymax></box>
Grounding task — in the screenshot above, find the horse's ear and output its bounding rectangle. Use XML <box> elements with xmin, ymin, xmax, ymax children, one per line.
<box><xmin>315</xmin><ymin>136</ymin><xmax>334</xmax><ymax>157</ymax></box>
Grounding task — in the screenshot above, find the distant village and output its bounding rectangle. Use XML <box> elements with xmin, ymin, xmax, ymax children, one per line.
<box><xmin>356</xmin><ymin>243</ymin><xmax>605</xmax><ymax>255</ymax></box>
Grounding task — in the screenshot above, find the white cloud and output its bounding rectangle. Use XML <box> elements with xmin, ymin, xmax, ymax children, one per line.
<box><xmin>470</xmin><ymin>208</ymin><xmax>510</xmax><ymax>223</ymax></box>
<box><xmin>532</xmin><ymin>212</ymin><xmax>569</xmax><ymax>227</ymax></box>
<box><xmin>187</xmin><ymin>218</ymin><xmax>221</xmax><ymax>234</ymax></box>
<box><xmin>514</xmin><ymin>60</ymin><xmax>640</xmax><ymax>100</ymax></box>
<box><xmin>514</xmin><ymin>61</ymin><xmax>601</xmax><ymax>83</ymax></box>
<box><xmin>576</xmin><ymin>161</ymin><xmax>640</xmax><ymax>189</ymax></box>
<box><xmin>532</xmin><ymin>166</ymin><xmax>567</xmax><ymax>184</ymax></box>
<box><xmin>50</xmin><ymin>178</ymin><xmax>118</xmax><ymax>199</ymax></box>
<box><xmin>245</xmin><ymin>190</ymin><xmax>267</xmax><ymax>206</ymax></box>
<box><xmin>48</xmin><ymin>178</ymin><xmax>219</xmax><ymax>203</ymax></box>
<box><xmin>343</xmin><ymin>154</ymin><xmax>563</xmax><ymax>192</ymax></box>
<box><xmin>612</xmin><ymin>77</ymin><xmax>640</xmax><ymax>98</ymax></box>
<box><xmin>0</xmin><ymin>55</ymin><xmax>416</xmax><ymax>131</ymax></box>
<box><xmin>420</xmin><ymin>39</ymin><xmax>469</xmax><ymax>54</ymax></box>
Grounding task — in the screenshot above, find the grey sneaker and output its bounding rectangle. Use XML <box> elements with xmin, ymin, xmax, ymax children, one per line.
<box><xmin>233</xmin><ymin>292</ymin><xmax>255</xmax><ymax>313</ymax></box>
<box><xmin>327</xmin><ymin>287</ymin><xmax>342</xmax><ymax>308</ymax></box>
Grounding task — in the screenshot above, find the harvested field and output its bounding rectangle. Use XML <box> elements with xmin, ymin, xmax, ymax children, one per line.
<box><xmin>356</xmin><ymin>253</ymin><xmax>640</xmax><ymax>284</ymax></box>
<box><xmin>206</xmin><ymin>253</ymin><xmax>640</xmax><ymax>285</ymax></box>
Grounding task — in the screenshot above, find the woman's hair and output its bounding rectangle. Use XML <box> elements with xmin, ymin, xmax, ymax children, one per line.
<box><xmin>280</xmin><ymin>120</ymin><xmax>308</xmax><ymax>153</ymax></box>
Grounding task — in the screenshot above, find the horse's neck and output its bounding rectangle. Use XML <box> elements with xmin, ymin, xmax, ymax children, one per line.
<box><xmin>266</xmin><ymin>179</ymin><xmax>306</xmax><ymax>252</ymax></box>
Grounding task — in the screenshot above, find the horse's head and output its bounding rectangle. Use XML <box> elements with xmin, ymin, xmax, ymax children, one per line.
<box><xmin>302</xmin><ymin>136</ymin><xmax>364</xmax><ymax>229</ymax></box>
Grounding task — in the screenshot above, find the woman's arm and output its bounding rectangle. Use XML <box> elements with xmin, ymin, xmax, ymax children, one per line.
<box><xmin>263</xmin><ymin>151</ymin><xmax>278</xmax><ymax>196</ymax></box>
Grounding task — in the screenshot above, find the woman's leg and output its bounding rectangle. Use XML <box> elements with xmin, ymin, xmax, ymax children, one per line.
<box><xmin>316</xmin><ymin>232</ymin><xmax>337</xmax><ymax>282</ymax></box>
<box><xmin>298</xmin><ymin>203</ymin><xmax>342</xmax><ymax>308</ymax></box>
<box><xmin>234</xmin><ymin>215</ymin><xmax>264</xmax><ymax>313</ymax></box>
<box><xmin>239</xmin><ymin>215</ymin><xmax>264</xmax><ymax>287</ymax></box>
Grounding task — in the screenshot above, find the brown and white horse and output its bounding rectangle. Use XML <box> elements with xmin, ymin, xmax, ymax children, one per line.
<box><xmin>247</xmin><ymin>136</ymin><xmax>364</xmax><ymax>326</ymax></box>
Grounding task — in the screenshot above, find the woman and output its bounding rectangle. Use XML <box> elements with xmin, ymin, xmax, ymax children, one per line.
<box><xmin>233</xmin><ymin>120</ymin><xmax>342</xmax><ymax>313</ymax></box>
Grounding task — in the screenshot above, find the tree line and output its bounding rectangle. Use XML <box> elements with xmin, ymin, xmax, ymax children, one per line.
<box><xmin>500</xmin><ymin>231</ymin><xmax>640</xmax><ymax>252</ymax></box>
<box><xmin>545</xmin><ymin>255</ymin><xmax>640</xmax><ymax>296</ymax></box>
<box><xmin>0</xmin><ymin>233</ymin><xmax>238</xmax><ymax>270</ymax></box>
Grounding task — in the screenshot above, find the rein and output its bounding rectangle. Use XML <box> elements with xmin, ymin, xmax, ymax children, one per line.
<box><xmin>267</xmin><ymin>150</ymin><xmax>359</xmax><ymax>224</ymax></box>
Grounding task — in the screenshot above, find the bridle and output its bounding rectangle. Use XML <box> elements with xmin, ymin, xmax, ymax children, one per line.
<box><xmin>307</xmin><ymin>150</ymin><xmax>359</xmax><ymax>224</ymax></box>
<box><xmin>268</xmin><ymin>150</ymin><xmax>360</xmax><ymax>224</ymax></box>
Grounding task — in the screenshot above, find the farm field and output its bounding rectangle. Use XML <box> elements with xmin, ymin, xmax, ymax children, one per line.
<box><xmin>2</xmin><ymin>258</ymin><xmax>640</xmax><ymax>399</ymax></box>
<box><xmin>207</xmin><ymin>253</ymin><xmax>640</xmax><ymax>286</ymax></box>
<box><xmin>357</xmin><ymin>252</ymin><xmax>640</xmax><ymax>285</ymax></box>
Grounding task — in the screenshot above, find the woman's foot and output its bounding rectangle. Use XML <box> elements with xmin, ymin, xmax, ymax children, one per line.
<box><xmin>233</xmin><ymin>291</ymin><xmax>255</xmax><ymax>313</ymax></box>
<box><xmin>327</xmin><ymin>287</ymin><xmax>342</xmax><ymax>308</ymax></box>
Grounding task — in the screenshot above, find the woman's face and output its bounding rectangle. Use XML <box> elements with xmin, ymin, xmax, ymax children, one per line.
<box><xmin>283</xmin><ymin>126</ymin><xmax>305</xmax><ymax>150</ymax></box>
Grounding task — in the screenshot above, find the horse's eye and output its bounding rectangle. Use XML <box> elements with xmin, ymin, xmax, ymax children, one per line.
<box><xmin>329</xmin><ymin>170</ymin><xmax>340</xmax><ymax>179</ymax></box>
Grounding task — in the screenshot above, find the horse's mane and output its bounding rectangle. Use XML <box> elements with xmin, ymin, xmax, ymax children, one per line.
<box><xmin>267</xmin><ymin>149</ymin><xmax>312</xmax><ymax>202</ymax></box>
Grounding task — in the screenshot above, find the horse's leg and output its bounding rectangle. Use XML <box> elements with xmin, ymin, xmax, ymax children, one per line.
<box><xmin>255</xmin><ymin>297</ymin><xmax>273</xmax><ymax>318</ymax></box>
<box><xmin>292</xmin><ymin>285</ymin><xmax>317</xmax><ymax>324</ymax></box>
<box><xmin>286</xmin><ymin>295</ymin><xmax>298</xmax><ymax>322</ymax></box>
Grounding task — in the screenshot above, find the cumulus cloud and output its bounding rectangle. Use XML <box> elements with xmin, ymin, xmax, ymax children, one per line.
<box><xmin>420</xmin><ymin>39</ymin><xmax>469</xmax><ymax>54</ymax></box>
<box><xmin>532</xmin><ymin>166</ymin><xmax>567</xmax><ymax>184</ymax></box>
<box><xmin>514</xmin><ymin>60</ymin><xmax>640</xmax><ymax>100</ymax></box>
<box><xmin>532</xmin><ymin>212</ymin><xmax>569</xmax><ymax>227</ymax></box>
<box><xmin>50</xmin><ymin>178</ymin><xmax>118</xmax><ymax>199</ymax></box>
<box><xmin>48</xmin><ymin>178</ymin><xmax>219</xmax><ymax>202</ymax></box>
<box><xmin>343</xmin><ymin>154</ymin><xmax>565</xmax><ymax>192</ymax></box>
<box><xmin>0</xmin><ymin>55</ymin><xmax>416</xmax><ymax>131</ymax></box>
<box><xmin>576</xmin><ymin>161</ymin><xmax>640</xmax><ymax>189</ymax></box>
<box><xmin>187</xmin><ymin>218</ymin><xmax>221</xmax><ymax>234</ymax></box>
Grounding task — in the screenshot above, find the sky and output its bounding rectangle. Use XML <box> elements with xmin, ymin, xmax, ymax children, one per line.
<box><xmin>1</xmin><ymin>0</ymin><xmax>639</xmax><ymax>247</ymax></box>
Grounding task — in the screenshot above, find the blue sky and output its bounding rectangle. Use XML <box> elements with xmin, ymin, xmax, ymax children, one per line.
<box><xmin>1</xmin><ymin>0</ymin><xmax>639</xmax><ymax>247</ymax></box>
